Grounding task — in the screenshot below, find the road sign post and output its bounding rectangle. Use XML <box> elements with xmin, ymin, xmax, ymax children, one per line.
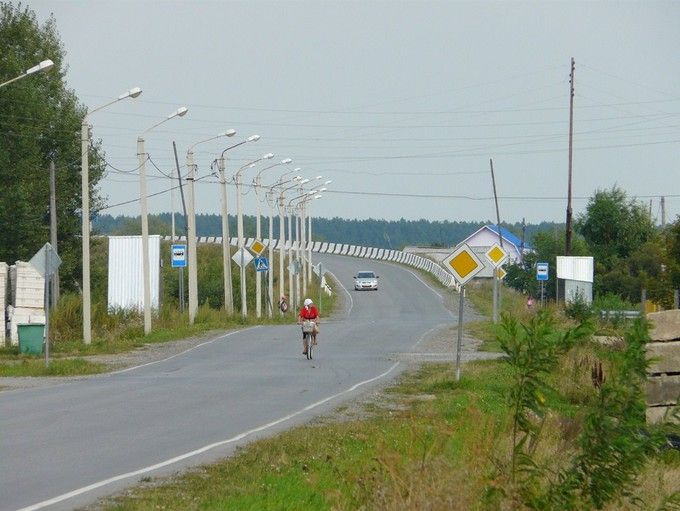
<box><xmin>485</xmin><ymin>243</ymin><xmax>508</xmax><ymax>324</ymax></box>
<box><xmin>536</xmin><ymin>262</ymin><xmax>549</xmax><ymax>307</ymax></box>
<box><xmin>442</xmin><ymin>244</ymin><xmax>485</xmax><ymax>381</ymax></box>
<box><xmin>29</xmin><ymin>243</ymin><xmax>62</xmax><ymax>367</ymax></box>
<box><xmin>171</xmin><ymin>244</ymin><xmax>187</xmax><ymax>312</ymax></box>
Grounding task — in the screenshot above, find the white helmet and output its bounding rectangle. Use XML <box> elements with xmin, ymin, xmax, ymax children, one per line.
<box><xmin>304</xmin><ymin>298</ymin><xmax>313</xmax><ymax>307</ymax></box>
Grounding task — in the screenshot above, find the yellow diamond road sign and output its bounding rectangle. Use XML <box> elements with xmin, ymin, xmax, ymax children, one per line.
<box><xmin>485</xmin><ymin>243</ymin><xmax>508</xmax><ymax>267</ymax></box>
<box><xmin>250</xmin><ymin>239</ymin><xmax>266</xmax><ymax>256</ymax></box>
<box><xmin>442</xmin><ymin>243</ymin><xmax>484</xmax><ymax>286</ymax></box>
<box><xmin>496</xmin><ymin>266</ymin><xmax>507</xmax><ymax>280</ymax></box>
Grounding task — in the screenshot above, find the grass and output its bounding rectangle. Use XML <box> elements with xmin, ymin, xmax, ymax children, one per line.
<box><xmin>0</xmin><ymin>357</ymin><xmax>106</xmax><ymax>377</ymax></box>
<box><xmin>95</xmin><ymin>359</ymin><xmax>680</xmax><ymax>510</ymax></box>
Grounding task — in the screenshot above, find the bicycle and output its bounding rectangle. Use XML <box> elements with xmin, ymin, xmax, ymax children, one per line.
<box><xmin>301</xmin><ymin>320</ymin><xmax>316</xmax><ymax>360</ymax></box>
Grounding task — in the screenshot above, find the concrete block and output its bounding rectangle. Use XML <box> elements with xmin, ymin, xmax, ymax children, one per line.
<box><xmin>646</xmin><ymin>374</ymin><xmax>680</xmax><ymax>405</ymax></box>
<box><xmin>647</xmin><ymin>405</ymin><xmax>680</xmax><ymax>425</ymax></box>
<box><xmin>647</xmin><ymin>341</ymin><xmax>680</xmax><ymax>374</ymax></box>
<box><xmin>647</xmin><ymin>310</ymin><xmax>680</xmax><ymax>342</ymax></box>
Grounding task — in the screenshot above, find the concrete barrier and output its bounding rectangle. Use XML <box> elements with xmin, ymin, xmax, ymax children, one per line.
<box><xmin>646</xmin><ymin>310</ymin><xmax>680</xmax><ymax>424</ymax></box>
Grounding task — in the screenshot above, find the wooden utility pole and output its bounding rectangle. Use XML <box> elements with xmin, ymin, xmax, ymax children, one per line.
<box><xmin>49</xmin><ymin>160</ymin><xmax>59</xmax><ymax>306</ymax></box>
<box><xmin>490</xmin><ymin>158</ymin><xmax>503</xmax><ymax>323</ymax></box>
<box><xmin>565</xmin><ymin>57</ymin><xmax>575</xmax><ymax>256</ymax></box>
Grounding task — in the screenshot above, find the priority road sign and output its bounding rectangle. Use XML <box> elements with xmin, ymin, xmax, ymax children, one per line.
<box><xmin>442</xmin><ymin>243</ymin><xmax>484</xmax><ymax>286</ymax></box>
<box><xmin>232</xmin><ymin>248</ymin><xmax>254</xmax><ymax>267</ymax></box>
<box><xmin>485</xmin><ymin>243</ymin><xmax>508</xmax><ymax>267</ymax></box>
<box><xmin>254</xmin><ymin>257</ymin><xmax>269</xmax><ymax>272</ymax></box>
<box><xmin>250</xmin><ymin>239</ymin><xmax>266</xmax><ymax>256</ymax></box>
<box><xmin>496</xmin><ymin>266</ymin><xmax>507</xmax><ymax>280</ymax></box>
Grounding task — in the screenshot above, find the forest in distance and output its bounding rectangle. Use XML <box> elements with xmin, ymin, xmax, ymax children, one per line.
<box><xmin>93</xmin><ymin>213</ymin><xmax>558</xmax><ymax>250</ymax></box>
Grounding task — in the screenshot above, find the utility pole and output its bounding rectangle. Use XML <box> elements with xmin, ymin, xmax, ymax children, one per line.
<box><xmin>661</xmin><ymin>196</ymin><xmax>666</xmax><ymax>228</ymax></box>
<box><xmin>565</xmin><ymin>57</ymin><xmax>575</xmax><ymax>256</ymax></box>
<box><xmin>490</xmin><ymin>158</ymin><xmax>503</xmax><ymax>324</ymax></box>
<box><xmin>49</xmin><ymin>160</ymin><xmax>59</xmax><ymax>307</ymax></box>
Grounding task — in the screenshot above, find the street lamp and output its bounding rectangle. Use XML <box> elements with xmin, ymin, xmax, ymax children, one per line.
<box><xmin>288</xmin><ymin>191</ymin><xmax>317</xmax><ymax>307</ymax></box>
<box><xmin>216</xmin><ymin>134</ymin><xmax>260</xmax><ymax>315</ymax></box>
<box><xmin>186</xmin><ymin>130</ymin><xmax>237</xmax><ymax>324</ymax></box>
<box><xmin>81</xmin><ymin>86</ymin><xmax>142</xmax><ymax>344</ymax></box>
<box><xmin>235</xmin><ymin>152</ymin><xmax>275</xmax><ymax>318</ymax></box>
<box><xmin>137</xmin><ymin>107</ymin><xmax>188</xmax><ymax>335</ymax></box>
<box><xmin>0</xmin><ymin>59</ymin><xmax>54</xmax><ymax>88</ymax></box>
<box><xmin>307</xmin><ymin>180</ymin><xmax>332</xmax><ymax>283</ymax></box>
<box><xmin>252</xmin><ymin>158</ymin><xmax>292</xmax><ymax>317</ymax></box>
<box><xmin>278</xmin><ymin>178</ymin><xmax>307</xmax><ymax>309</ymax></box>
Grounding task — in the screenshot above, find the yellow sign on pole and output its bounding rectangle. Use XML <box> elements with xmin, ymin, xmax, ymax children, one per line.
<box><xmin>485</xmin><ymin>243</ymin><xmax>508</xmax><ymax>267</ymax></box>
<box><xmin>250</xmin><ymin>239</ymin><xmax>266</xmax><ymax>256</ymax></box>
<box><xmin>442</xmin><ymin>243</ymin><xmax>484</xmax><ymax>286</ymax></box>
<box><xmin>496</xmin><ymin>266</ymin><xmax>507</xmax><ymax>280</ymax></box>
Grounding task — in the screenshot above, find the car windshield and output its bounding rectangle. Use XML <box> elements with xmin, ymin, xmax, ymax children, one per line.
<box><xmin>357</xmin><ymin>272</ymin><xmax>375</xmax><ymax>279</ymax></box>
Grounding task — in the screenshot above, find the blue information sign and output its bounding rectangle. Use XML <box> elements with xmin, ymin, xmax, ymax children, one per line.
<box><xmin>171</xmin><ymin>244</ymin><xmax>187</xmax><ymax>268</ymax></box>
<box><xmin>536</xmin><ymin>262</ymin><xmax>549</xmax><ymax>281</ymax></box>
<box><xmin>254</xmin><ymin>257</ymin><xmax>269</xmax><ymax>272</ymax></box>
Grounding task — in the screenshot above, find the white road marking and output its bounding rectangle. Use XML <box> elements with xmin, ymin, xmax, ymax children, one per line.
<box><xmin>109</xmin><ymin>328</ymin><xmax>261</xmax><ymax>375</ymax></box>
<box><xmin>17</xmin><ymin>362</ymin><xmax>401</xmax><ymax>511</ymax></box>
<box><xmin>326</xmin><ymin>269</ymin><xmax>353</xmax><ymax>316</ymax></box>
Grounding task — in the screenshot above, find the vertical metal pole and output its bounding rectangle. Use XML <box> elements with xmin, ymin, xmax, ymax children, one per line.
<box><xmin>301</xmin><ymin>203</ymin><xmax>307</xmax><ymax>297</ymax></box>
<box><xmin>218</xmin><ymin>157</ymin><xmax>233</xmax><ymax>314</ymax></box>
<box><xmin>179</xmin><ymin>267</ymin><xmax>185</xmax><ymax>312</ymax></box>
<box><xmin>308</xmin><ymin>210</ymin><xmax>313</xmax><ymax>283</ymax></box>
<box><xmin>295</xmin><ymin>211</ymin><xmax>301</xmax><ymax>306</ymax></box>
<box><xmin>49</xmin><ymin>160</ymin><xmax>59</xmax><ymax>307</ymax></box>
<box><xmin>674</xmin><ymin>289</ymin><xmax>679</xmax><ymax>310</ymax></box>
<box><xmin>456</xmin><ymin>286</ymin><xmax>465</xmax><ymax>382</ymax></box>
<box><xmin>287</xmin><ymin>208</ymin><xmax>294</xmax><ymax>307</ymax></box>
<box><xmin>138</xmin><ymin>137</ymin><xmax>152</xmax><ymax>335</ymax></box>
<box><xmin>318</xmin><ymin>262</ymin><xmax>323</xmax><ymax>310</ymax></box>
<box><xmin>81</xmin><ymin>120</ymin><xmax>92</xmax><ymax>344</ymax></box>
<box><xmin>44</xmin><ymin>245</ymin><xmax>50</xmax><ymax>367</ymax></box>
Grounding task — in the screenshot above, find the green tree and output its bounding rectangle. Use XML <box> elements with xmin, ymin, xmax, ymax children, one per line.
<box><xmin>575</xmin><ymin>187</ymin><xmax>655</xmax><ymax>271</ymax></box>
<box><xmin>0</xmin><ymin>3</ymin><xmax>105</xmax><ymax>289</ymax></box>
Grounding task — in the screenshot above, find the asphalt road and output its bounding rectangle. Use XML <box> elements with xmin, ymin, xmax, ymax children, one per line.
<box><xmin>0</xmin><ymin>254</ymin><xmax>457</xmax><ymax>511</ymax></box>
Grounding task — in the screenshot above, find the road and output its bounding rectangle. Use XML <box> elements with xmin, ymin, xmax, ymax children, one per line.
<box><xmin>0</xmin><ymin>254</ymin><xmax>460</xmax><ymax>511</ymax></box>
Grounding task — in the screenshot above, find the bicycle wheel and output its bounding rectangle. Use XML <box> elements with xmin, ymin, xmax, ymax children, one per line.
<box><xmin>307</xmin><ymin>334</ymin><xmax>313</xmax><ymax>360</ymax></box>
<box><xmin>303</xmin><ymin>333</ymin><xmax>310</xmax><ymax>359</ymax></box>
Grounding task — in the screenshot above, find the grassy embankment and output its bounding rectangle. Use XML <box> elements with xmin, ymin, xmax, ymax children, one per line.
<box><xmin>0</xmin><ymin>240</ymin><xmax>336</xmax><ymax>376</ymax></box>
<box><xmin>93</xmin><ymin>280</ymin><xmax>680</xmax><ymax>511</ymax></box>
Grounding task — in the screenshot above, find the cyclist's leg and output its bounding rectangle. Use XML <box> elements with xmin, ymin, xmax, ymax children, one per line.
<box><xmin>302</xmin><ymin>329</ymin><xmax>308</xmax><ymax>355</ymax></box>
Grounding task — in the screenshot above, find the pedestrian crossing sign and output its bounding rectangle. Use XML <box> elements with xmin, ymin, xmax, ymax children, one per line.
<box><xmin>254</xmin><ymin>257</ymin><xmax>269</xmax><ymax>272</ymax></box>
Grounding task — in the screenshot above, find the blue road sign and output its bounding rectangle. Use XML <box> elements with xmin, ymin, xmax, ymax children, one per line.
<box><xmin>171</xmin><ymin>244</ymin><xmax>187</xmax><ymax>268</ymax></box>
<box><xmin>536</xmin><ymin>262</ymin><xmax>549</xmax><ymax>281</ymax></box>
<box><xmin>254</xmin><ymin>257</ymin><xmax>269</xmax><ymax>272</ymax></box>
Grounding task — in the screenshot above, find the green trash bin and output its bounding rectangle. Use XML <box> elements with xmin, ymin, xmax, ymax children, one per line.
<box><xmin>18</xmin><ymin>324</ymin><xmax>45</xmax><ymax>355</ymax></box>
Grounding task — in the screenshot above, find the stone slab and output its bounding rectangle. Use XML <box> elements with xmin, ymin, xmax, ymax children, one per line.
<box><xmin>647</xmin><ymin>341</ymin><xmax>680</xmax><ymax>374</ymax></box>
<box><xmin>646</xmin><ymin>405</ymin><xmax>680</xmax><ymax>425</ymax></box>
<box><xmin>646</xmin><ymin>374</ymin><xmax>680</xmax><ymax>405</ymax></box>
<box><xmin>647</xmin><ymin>310</ymin><xmax>680</xmax><ymax>342</ymax></box>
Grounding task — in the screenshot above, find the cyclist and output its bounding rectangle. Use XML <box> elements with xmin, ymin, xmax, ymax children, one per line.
<box><xmin>297</xmin><ymin>298</ymin><xmax>319</xmax><ymax>355</ymax></box>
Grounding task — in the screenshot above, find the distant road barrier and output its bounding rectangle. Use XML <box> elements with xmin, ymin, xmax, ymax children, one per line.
<box><xmin>164</xmin><ymin>236</ymin><xmax>460</xmax><ymax>291</ymax></box>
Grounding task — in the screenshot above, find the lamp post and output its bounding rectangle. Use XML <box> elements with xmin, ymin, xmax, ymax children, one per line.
<box><xmin>278</xmin><ymin>179</ymin><xmax>307</xmax><ymax>310</ymax></box>
<box><xmin>0</xmin><ymin>59</ymin><xmax>53</xmax><ymax>88</ymax></box>
<box><xmin>81</xmin><ymin>86</ymin><xmax>142</xmax><ymax>344</ymax></box>
<box><xmin>186</xmin><ymin>130</ymin><xmax>237</xmax><ymax>324</ymax></box>
<box><xmin>307</xmin><ymin>180</ymin><xmax>331</xmax><ymax>283</ymax></box>
<box><xmin>137</xmin><ymin>107</ymin><xmax>188</xmax><ymax>335</ymax></box>
<box><xmin>288</xmin><ymin>191</ymin><xmax>317</xmax><ymax>308</ymax></box>
<box><xmin>252</xmin><ymin>158</ymin><xmax>292</xmax><ymax>317</ymax></box>
<box><xmin>235</xmin><ymin>153</ymin><xmax>275</xmax><ymax>318</ymax></box>
<box><xmin>216</xmin><ymin>135</ymin><xmax>260</xmax><ymax>315</ymax></box>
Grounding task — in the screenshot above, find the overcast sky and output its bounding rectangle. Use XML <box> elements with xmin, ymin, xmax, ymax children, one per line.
<box><xmin>30</xmin><ymin>0</ymin><xmax>680</xmax><ymax>225</ymax></box>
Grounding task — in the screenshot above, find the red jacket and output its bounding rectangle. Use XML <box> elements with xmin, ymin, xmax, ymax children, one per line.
<box><xmin>299</xmin><ymin>305</ymin><xmax>319</xmax><ymax>320</ymax></box>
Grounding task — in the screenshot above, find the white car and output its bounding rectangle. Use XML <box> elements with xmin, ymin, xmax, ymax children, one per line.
<box><xmin>354</xmin><ymin>270</ymin><xmax>379</xmax><ymax>291</ymax></box>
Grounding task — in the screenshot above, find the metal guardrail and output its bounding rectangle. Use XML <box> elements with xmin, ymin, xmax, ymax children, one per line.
<box><xmin>599</xmin><ymin>310</ymin><xmax>641</xmax><ymax>319</ymax></box>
